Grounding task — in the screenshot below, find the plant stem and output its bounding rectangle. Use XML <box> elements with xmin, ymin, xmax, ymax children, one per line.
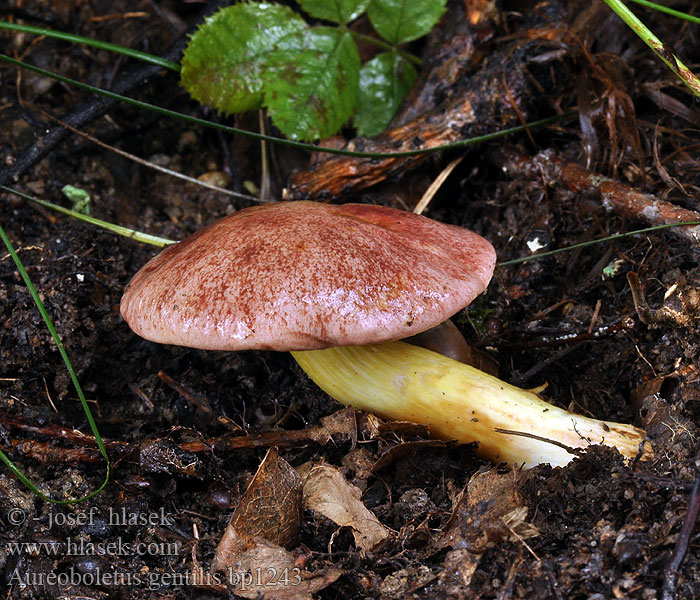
<box><xmin>627</xmin><ymin>0</ymin><xmax>700</xmax><ymax>26</ymax></box>
<box><xmin>1</xmin><ymin>185</ymin><xmax>175</xmax><ymax>247</ymax></box>
<box><xmin>292</xmin><ymin>341</ymin><xmax>651</xmax><ymax>468</ymax></box>
<box><xmin>349</xmin><ymin>30</ymin><xmax>423</xmax><ymax>67</ymax></box>
<box><xmin>0</xmin><ymin>52</ymin><xmax>573</xmax><ymax>159</ymax></box>
<box><xmin>602</xmin><ymin>0</ymin><xmax>700</xmax><ymax>97</ymax></box>
<box><xmin>0</xmin><ymin>21</ymin><xmax>180</xmax><ymax>72</ymax></box>
<box><xmin>0</xmin><ymin>221</ymin><xmax>111</xmax><ymax>503</ymax></box>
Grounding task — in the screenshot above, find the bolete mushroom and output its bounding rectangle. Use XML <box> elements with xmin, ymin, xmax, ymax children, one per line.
<box><xmin>121</xmin><ymin>201</ymin><xmax>649</xmax><ymax>468</ymax></box>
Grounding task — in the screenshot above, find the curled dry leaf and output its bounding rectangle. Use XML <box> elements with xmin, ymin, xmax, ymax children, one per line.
<box><xmin>438</xmin><ymin>469</ymin><xmax>539</xmax><ymax>588</ymax></box>
<box><xmin>341</xmin><ymin>447</ymin><xmax>377</xmax><ymax>486</ymax></box>
<box><xmin>209</xmin><ymin>530</ymin><xmax>342</xmax><ymax>600</ymax></box>
<box><xmin>208</xmin><ymin>448</ymin><xmax>341</xmax><ymax>598</ymax></box>
<box><xmin>214</xmin><ymin>447</ymin><xmax>302</xmax><ymax>555</ymax></box>
<box><xmin>302</xmin><ymin>464</ymin><xmax>392</xmax><ymax>553</ymax></box>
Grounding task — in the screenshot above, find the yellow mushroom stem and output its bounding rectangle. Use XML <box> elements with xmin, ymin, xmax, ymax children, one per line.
<box><xmin>291</xmin><ymin>341</ymin><xmax>651</xmax><ymax>469</ymax></box>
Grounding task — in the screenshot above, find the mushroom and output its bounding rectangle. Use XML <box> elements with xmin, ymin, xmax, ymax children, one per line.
<box><xmin>121</xmin><ymin>201</ymin><xmax>649</xmax><ymax>468</ymax></box>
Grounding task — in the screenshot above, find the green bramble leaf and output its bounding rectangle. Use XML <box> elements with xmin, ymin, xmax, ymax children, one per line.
<box><xmin>180</xmin><ymin>3</ymin><xmax>306</xmax><ymax>114</ymax></box>
<box><xmin>367</xmin><ymin>0</ymin><xmax>447</xmax><ymax>44</ymax></box>
<box><xmin>355</xmin><ymin>51</ymin><xmax>416</xmax><ymax>136</ymax></box>
<box><xmin>263</xmin><ymin>27</ymin><xmax>360</xmax><ymax>140</ymax></box>
<box><xmin>179</xmin><ymin>1</ymin><xmax>445</xmax><ymax>140</ymax></box>
<box><xmin>297</xmin><ymin>0</ymin><xmax>370</xmax><ymax>24</ymax></box>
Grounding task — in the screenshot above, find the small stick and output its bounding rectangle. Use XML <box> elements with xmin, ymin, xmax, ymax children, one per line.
<box><xmin>493</xmin><ymin>428</ymin><xmax>583</xmax><ymax>459</ymax></box>
<box><xmin>4</xmin><ymin>438</ymin><xmax>130</xmax><ymax>464</ymax></box>
<box><xmin>496</xmin><ymin>149</ymin><xmax>700</xmax><ymax>245</ymax></box>
<box><xmin>413</xmin><ymin>156</ymin><xmax>463</xmax><ymax>216</ymax></box>
<box><xmin>511</xmin><ymin>343</ymin><xmax>581</xmax><ymax>387</ymax></box>
<box><xmin>157</xmin><ymin>370</ymin><xmax>213</xmax><ymax>415</ymax></box>
<box><xmin>627</xmin><ymin>272</ymin><xmax>655</xmax><ymax>324</ymax></box>
<box><xmin>588</xmin><ymin>299</ymin><xmax>602</xmax><ymax>334</ymax></box>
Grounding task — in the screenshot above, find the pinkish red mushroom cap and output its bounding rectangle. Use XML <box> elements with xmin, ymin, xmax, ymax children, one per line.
<box><xmin>120</xmin><ymin>201</ymin><xmax>496</xmax><ymax>351</ymax></box>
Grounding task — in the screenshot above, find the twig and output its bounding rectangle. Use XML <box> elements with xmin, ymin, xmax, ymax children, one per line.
<box><xmin>33</xmin><ymin>106</ymin><xmax>258</xmax><ymax>202</ymax></box>
<box><xmin>3</xmin><ymin>438</ymin><xmax>129</xmax><ymax>465</ymax></box>
<box><xmin>0</xmin><ymin>409</ymin><xmax>348</xmax><ymax>466</ymax></box>
<box><xmin>627</xmin><ymin>272</ymin><xmax>655</xmax><ymax>324</ymax></box>
<box><xmin>494</xmin><ymin>428</ymin><xmax>583</xmax><ymax>458</ymax></box>
<box><xmin>497</xmin><ymin>553</ymin><xmax>523</xmax><ymax>600</ymax></box>
<box><xmin>497</xmin><ymin>149</ymin><xmax>700</xmax><ymax>245</ymax></box>
<box><xmin>413</xmin><ymin>156</ymin><xmax>463</xmax><ymax>216</ymax></box>
<box><xmin>157</xmin><ymin>370</ymin><xmax>213</xmax><ymax>416</ymax></box>
<box><xmin>511</xmin><ymin>343</ymin><xmax>581</xmax><ymax>387</ymax></box>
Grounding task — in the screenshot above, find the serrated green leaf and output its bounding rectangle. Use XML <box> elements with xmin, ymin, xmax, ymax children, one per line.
<box><xmin>297</xmin><ymin>0</ymin><xmax>369</xmax><ymax>24</ymax></box>
<box><xmin>180</xmin><ymin>3</ymin><xmax>307</xmax><ymax>114</ymax></box>
<box><xmin>354</xmin><ymin>51</ymin><xmax>416</xmax><ymax>136</ymax></box>
<box><xmin>367</xmin><ymin>0</ymin><xmax>447</xmax><ymax>44</ymax></box>
<box><xmin>263</xmin><ymin>28</ymin><xmax>360</xmax><ymax>140</ymax></box>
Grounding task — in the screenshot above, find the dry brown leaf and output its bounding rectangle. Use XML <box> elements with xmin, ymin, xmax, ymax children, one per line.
<box><xmin>438</xmin><ymin>469</ymin><xmax>539</xmax><ymax>587</ymax></box>
<box><xmin>212</xmin><ymin>447</ymin><xmax>301</xmax><ymax>569</ymax></box>
<box><xmin>209</xmin><ymin>449</ymin><xmax>341</xmax><ymax>598</ymax></box>
<box><xmin>341</xmin><ymin>447</ymin><xmax>377</xmax><ymax>486</ymax></box>
<box><xmin>302</xmin><ymin>464</ymin><xmax>392</xmax><ymax>553</ymax></box>
<box><xmin>210</xmin><ymin>527</ymin><xmax>342</xmax><ymax>599</ymax></box>
<box><xmin>139</xmin><ymin>437</ymin><xmax>203</xmax><ymax>477</ymax></box>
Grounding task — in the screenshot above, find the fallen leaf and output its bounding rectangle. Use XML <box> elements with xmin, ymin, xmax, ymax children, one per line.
<box><xmin>211</xmin><ymin>528</ymin><xmax>342</xmax><ymax>599</ymax></box>
<box><xmin>209</xmin><ymin>449</ymin><xmax>341</xmax><ymax>598</ymax></box>
<box><xmin>139</xmin><ymin>437</ymin><xmax>203</xmax><ymax>477</ymax></box>
<box><xmin>213</xmin><ymin>448</ymin><xmax>301</xmax><ymax>571</ymax></box>
<box><xmin>438</xmin><ymin>469</ymin><xmax>539</xmax><ymax>587</ymax></box>
<box><xmin>302</xmin><ymin>464</ymin><xmax>392</xmax><ymax>553</ymax></box>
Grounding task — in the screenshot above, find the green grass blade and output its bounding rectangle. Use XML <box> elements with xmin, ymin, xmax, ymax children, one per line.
<box><xmin>0</xmin><ymin>52</ymin><xmax>573</xmax><ymax>159</ymax></box>
<box><xmin>0</xmin><ymin>20</ymin><xmax>180</xmax><ymax>72</ymax></box>
<box><xmin>602</xmin><ymin>0</ymin><xmax>700</xmax><ymax>97</ymax></box>
<box><xmin>0</xmin><ymin>222</ymin><xmax>111</xmax><ymax>504</ymax></box>
<box><xmin>5</xmin><ymin>184</ymin><xmax>698</xmax><ymax>268</ymax></box>
<box><xmin>498</xmin><ymin>221</ymin><xmax>700</xmax><ymax>267</ymax></box>
<box><xmin>627</xmin><ymin>0</ymin><xmax>700</xmax><ymax>26</ymax></box>
<box><xmin>2</xmin><ymin>186</ymin><xmax>175</xmax><ymax>247</ymax></box>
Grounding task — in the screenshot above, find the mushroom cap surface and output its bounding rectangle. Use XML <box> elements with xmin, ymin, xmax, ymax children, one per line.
<box><xmin>120</xmin><ymin>201</ymin><xmax>496</xmax><ymax>351</ymax></box>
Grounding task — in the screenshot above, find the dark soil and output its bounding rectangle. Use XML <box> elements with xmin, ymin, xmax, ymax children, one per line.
<box><xmin>1</xmin><ymin>1</ymin><xmax>699</xmax><ymax>599</ymax></box>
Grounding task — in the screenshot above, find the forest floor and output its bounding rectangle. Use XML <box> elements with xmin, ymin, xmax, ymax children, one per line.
<box><xmin>1</xmin><ymin>1</ymin><xmax>699</xmax><ymax>598</ymax></box>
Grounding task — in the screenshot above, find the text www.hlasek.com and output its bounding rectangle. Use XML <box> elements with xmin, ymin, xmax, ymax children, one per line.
<box><xmin>6</xmin><ymin>537</ymin><xmax>180</xmax><ymax>557</ymax></box>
